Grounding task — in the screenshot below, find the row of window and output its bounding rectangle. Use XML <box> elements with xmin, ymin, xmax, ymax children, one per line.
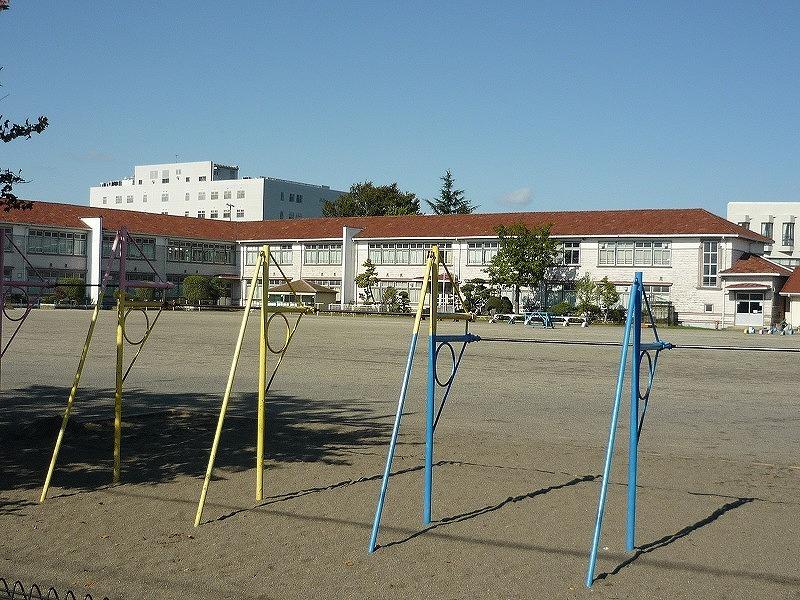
<box><xmin>598</xmin><ymin>241</ymin><xmax>671</xmax><ymax>267</ymax></box>
<box><xmin>192</xmin><ymin>209</ymin><xmax>245</xmax><ymax>219</ymax></box>
<box><xmin>28</xmin><ymin>230</ymin><xmax>87</xmax><ymax>256</ymax></box>
<box><xmin>280</xmin><ymin>192</ymin><xmax>303</xmax><ymax>203</ymax></box>
<box><xmin>465</xmin><ymin>241</ymin><xmax>581</xmax><ymax>266</ymax></box>
<box><xmin>755</xmin><ymin>221</ymin><xmax>795</xmax><ymax>246</ymax></box>
<box><xmin>244</xmin><ymin>245</ymin><xmax>293</xmax><ymax>266</ymax></box>
<box><xmin>367</xmin><ymin>243</ymin><xmax>454</xmax><ymax>266</ymax></box>
<box><xmin>304</xmin><ymin>244</ymin><xmax>342</xmax><ymax>265</ymax></box>
<box><xmin>101</xmin><ymin>234</ymin><xmax>157</xmax><ymax>260</ymax></box>
<box><xmin>167</xmin><ymin>239</ymin><xmax>236</xmax><ymax>265</ymax></box>
<box><xmin>104</xmin><ymin>189</ymin><xmax>247</xmax><ymax>205</ymax></box>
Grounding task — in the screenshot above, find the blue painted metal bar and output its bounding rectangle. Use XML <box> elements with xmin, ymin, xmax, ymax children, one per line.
<box><xmin>424</xmin><ymin>249</ymin><xmax>439</xmax><ymax>525</ymax></box>
<box><xmin>640</xmin><ymin>341</ymin><xmax>673</xmax><ymax>351</ymax></box>
<box><xmin>626</xmin><ymin>273</ymin><xmax>643</xmax><ymax>552</ymax></box>
<box><xmin>368</xmin><ymin>331</ymin><xmax>421</xmax><ymax>553</ymax></box>
<box><xmin>585</xmin><ymin>277</ymin><xmax>638</xmax><ymax>587</ymax></box>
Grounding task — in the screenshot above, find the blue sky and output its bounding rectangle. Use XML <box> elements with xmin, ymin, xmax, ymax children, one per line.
<box><xmin>3</xmin><ymin>1</ymin><xmax>799</xmax><ymax>215</ymax></box>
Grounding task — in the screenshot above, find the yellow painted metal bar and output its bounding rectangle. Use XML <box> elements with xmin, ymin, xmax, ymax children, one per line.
<box><xmin>430</xmin><ymin>247</ymin><xmax>439</xmax><ymax>336</ymax></box>
<box><xmin>256</xmin><ymin>246</ymin><xmax>268</xmax><ymax>501</ymax></box>
<box><xmin>412</xmin><ymin>257</ymin><xmax>433</xmax><ymax>335</ymax></box>
<box><xmin>121</xmin><ymin>306</ymin><xmax>164</xmax><ymax>383</ymax></box>
<box><xmin>113</xmin><ymin>292</ymin><xmax>125</xmax><ymax>483</ymax></box>
<box><xmin>40</xmin><ymin>291</ymin><xmax>106</xmax><ymax>502</ymax></box>
<box><xmin>194</xmin><ymin>250</ymin><xmax>264</xmax><ymax>527</ymax></box>
<box><xmin>263</xmin><ymin>305</ymin><xmax>315</xmax><ymax>314</ymax></box>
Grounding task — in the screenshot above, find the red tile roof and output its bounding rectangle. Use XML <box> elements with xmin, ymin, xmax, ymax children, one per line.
<box><xmin>726</xmin><ymin>283</ymin><xmax>771</xmax><ymax>290</ymax></box>
<box><xmin>781</xmin><ymin>268</ymin><xmax>800</xmax><ymax>295</ymax></box>
<box><xmin>720</xmin><ymin>253</ymin><xmax>793</xmax><ymax>276</ymax></box>
<box><xmin>1</xmin><ymin>201</ymin><xmax>771</xmax><ymax>243</ymax></box>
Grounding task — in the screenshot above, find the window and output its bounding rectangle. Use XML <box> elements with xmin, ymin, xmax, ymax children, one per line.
<box><xmin>223</xmin><ymin>190</ymin><xmax>231</xmax><ymax>200</ymax></box>
<box><xmin>211</xmin><ymin>191</ymin><xmax>219</xmax><ymax>200</ymax></box>
<box><xmin>161</xmin><ymin>169</ymin><xmax>169</xmax><ymax>179</ymax></box>
<box><xmin>704</xmin><ymin>303</ymin><xmax>714</xmax><ymax>312</ymax></box>
<box><xmin>142</xmin><ymin>194</ymin><xmax>148</xmax><ymax>203</ymax></box>
<box><xmin>304</xmin><ymin>243</ymin><xmax>343</xmax><ymax>265</ymax></box>
<box><xmin>296</xmin><ymin>211</ymin><xmax>302</xmax><ymax>218</ymax></box>
<box><xmin>761</xmin><ymin>222</ymin><xmax>774</xmax><ymax>240</ymax></box>
<box><xmin>184</xmin><ymin>211</ymin><xmax>190</xmax><ymax>217</ymax></box>
<box><xmin>237</xmin><ymin>190</ymin><xmax>245</xmax><ymax>199</ymax></box>
<box><xmin>643</xmin><ymin>284</ymin><xmax>670</xmax><ymax>302</ymax></box>
<box><xmin>702</xmin><ymin>240</ymin><xmax>718</xmax><ymax>287</ymax></box>
<box><xmin>162</xmin><ymin>178</ymin><xmax>169</xmax><ymax>184</ymax></box>
<box><xmin>289</xmin><ymin>194</ymin><xmax>295</xmax><ymax>202</ymax></box>
<box><xmin>244</xmin><ymin>246</ymin><xmax>260</xmax><ymax>266</ymax></box>
<box><xmin>138</xmin><ymin>180</ymin><xmax>142</xmax><ymax>185</ymax></box>
<box><xmin>210</xmin><ymin>210</ymin><xmax>218</xmax><ymax>219</ymax></box>
<box><xmin>270</xmin><ymin>244</ymin><xmax>293</xmax><ymax>265</ymax></box>
<box><xmin>185</xmin><ymin>192</ymin><xmax>190</xmax><ymax>201</ymax></box>
<box><xmin>560</xmin><ymin>241</ymin><xmax>580</xmax><ymax>266</ymax></box>
<box><xmin>126</xmin><ymin>195</ymin><xmax>133</xmax><ymax>203</ymax></box>
<box><xmin>167</xmin><ymin>239</ymin><xmax>235</xmax><ymax>264</ymax></box>
<box><xmin>198</xmin><ymin>191</ymin><xmax>206</xmax><ymax>201</ymax></box>
<box><xmin>161</xmin><ymin>192</ymin><xmax>169</xmax><ymax>202</ymax></box>
<box><xmin>149</xmin><ymin>170</ymin><xmax>158</xmax><ymax>180</ymax></box>
<box><xmin>102</xmin><ymin>196</ymin><xmax>107</xmax><ymax>204</ymax></box>
<box><xmin>280</xmin><ymin>211</ymin><xmax>284</xmax><ymax>219</ymax></box>
<box><xmin>467</xmin><ymin>241</ymin><xmax>499</xmax><ymax>265</ymax></box>
<box><xmin>297</xmin><ymin>194</ymin><xmax>303</xmax><ymax>203</ymax></box>
<box><xmin>737</xmin><ymin>221</ymin><xmax>750</xmax><ymax>230</ymax></box>
<box><xmin>161</xmin><ymin>211</ymin><xmax>168</xmax><ymax>215</ymax></box>
<box><xmin>736</xmin><ymin>293</ymin><xmax>764</xmax><ymax>315</ymax></box>
<box><xmin>598</xmin><ymin>240</ymin><xmax>670</xmax><ymax>267</ymax></box>
<box><xmin>197</xmin><ymin>211</ymin><xmax>205</xmax><ymax>219</ymax></box>
<box><xmin>288</xmin><ymin>211</ymin><xmax>295</xmax><ymax>219</ymax></box>
<box><xmin>223</xmin><ymin>209</ymin><xmax>230</xmax><ymax>219</ymax></box>
<box><xmin>782</xmin><ymin>222</ymin><xmax>795</xmax><ymax>246</ymax></box>
<box><xmin>28</xmin><ymin>230</ymin><xmax>87</xmax><ymax>256</ymax></box>
<box><xmin>127</xmin><ymin>237</ymin><xmax>156</xmax><ymax>261</ymax></box>
<box><xmin>368</xmin><ymin>243</ymin><xmax>452</xmax><ymax>265</ymax></box>
<box><xmin>281</xmin><ymin>192</ymin><xmax>285</xmax><ymax>201</ymax></box>
<box><xmin>175</xmin><ymin>169</ymin><xmax>181</xmax><ymax>176</ymax></box>
<box><xmin>115</xmin><ymin>195</ymin><xmax>122</xmax><ymax>204</ymax></box>
<box><xmin>199</xmin><ymin>176</ymin><xmax>207</xmax><ymax>182</ymax></box>
<box><xmin>236</xmin><ymin>209</ymin><xmax>245</xmax><ymax>218</ymax></box>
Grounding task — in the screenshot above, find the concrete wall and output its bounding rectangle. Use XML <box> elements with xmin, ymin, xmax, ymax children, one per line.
<box><xmin>727</xmin><ymin>201</ymin><xmax>800</xmax><ymax>267</ymax></box>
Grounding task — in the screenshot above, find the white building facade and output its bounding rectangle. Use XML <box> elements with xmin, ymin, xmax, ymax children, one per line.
<box><xmin>4</xmin><ymin>203</ymin><xmax>789</xmax><ymax>329</ymax></box>
<box><xmin>727</xmin><ymin>201</ymin><xmax>799</xmax><ymax>268</ymax></box>
<box><xmin>89</xmin><ymin>160</ymin><xmax>345</xmax><ymax>222</ymax></box>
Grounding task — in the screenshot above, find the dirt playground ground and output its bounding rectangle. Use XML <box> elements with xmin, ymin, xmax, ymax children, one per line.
<box><xmin>1</xmin><ymin>310</ymin><xmax>798</xmax><ymax>599</ymax></box>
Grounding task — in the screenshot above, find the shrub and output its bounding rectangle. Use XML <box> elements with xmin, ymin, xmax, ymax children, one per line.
<box><xmin>548</xmin><ymin>301</ymin><xmax>574</xmax><ymax>316</ymax></box>
<box><xmin>55</xmin><ymin>276</ymin><xmax>86</xmax><ymax>304</ymax></box>
<box><xmin>182</xmin><ymin>275</ymin><xmax>218</xmax><ymax>305</ymax></box>
<box><xmin>485</xmin><ymin>296</ymin><xmax>513</xmax><ymax>314</ymax></box>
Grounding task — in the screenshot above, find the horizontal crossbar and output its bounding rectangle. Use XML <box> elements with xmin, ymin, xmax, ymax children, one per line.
<box><xmin>480</xmin><ymin>337</ymin><xmax>800</xmax><ymax>353</ymax></box>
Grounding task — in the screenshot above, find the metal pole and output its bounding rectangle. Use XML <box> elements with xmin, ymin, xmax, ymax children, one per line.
<box><xmin>0</xmin><ymin>231</ymin><xmax>5</xmax><ymax>389</ymax></box>
<box><xmin>194</xmin><ymin>251</ymin><xmax>263</xmax><ymax>527</ymax></box>
<box><xmin>40</xmin><ymin>291</ymin><xmax>105</xmax><ymax>502</ymax></box>
<box><xmin>113</xmin><ymin>230</ymin><xmax>127</xmax><ymax>484</ymax></box>
<box><xmin>626</xmin><ymin>272</ymin><xmax>643</xmax><ymax>551</ymax></box>
<box><xmin>424</xmin><ymin>247</ymin><xmax>439</xmax><ymax>524</ymax></box>
<box><xmin>368</xmin><ymin>257</ymin><xmax>432</xmax><ymax>552</ymax></box>
<box><xmin>585</xmin><ymin>276</ymin><xmax>638</xmax><ymax>587</ymax></box>
<box><xmin>256</xmin><ymin>245</ymin><xmax>268</xmax><ymax>501</ymax></box>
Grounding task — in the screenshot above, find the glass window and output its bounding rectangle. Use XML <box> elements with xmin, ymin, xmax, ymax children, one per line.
<box><xmin>161</xmin><ymin>192</ymin><xmax>169</xmax><ymax>202</ymax></box>
<box><xmin>149</xmin><ymin>170</ymin><xmax>158</xmax><ymax>180</ymax></box>
<box><xmin>223</xmin><ymin>209</ymin><xmax>230</xmax><ymax>219</ymax></box>
<box><xmin>467</xmin><ymin>241</ymin><xmax>499</xmax><ymax>265</ymax></box>
<box><xmin>616</xmin><ymin>242</ymin><xmax>634</xmax><ymax>265</ymax></box>
<box><xmin>142</xmin><ymin>194</ymin><xmax>148</xmax><ymax>203</ymax></box>
<box><xmin>224</xmin><ymin>190</ymin><xmax>232</xmax><ymax>200</ymax></box>
<box><xmin>198</xmin><ymin>191</ymin><xmax>206</xmax><ymax>201</ymax></box>
<box><xmin>304</xmin><ymin>243</ymin><xmax>343</xmax><ymax>265</ymax></box>
<box><xmin>210</xmin><ymin>210</ymin><xmax>218</xmax><ymax>219</ymax></box>
<box><xmin>211</xmin><ymin>191</ymin><xmax>219</xmax><ymax>200</ymax></box>
<box><xmin>199</xmin><ymin>176</ymin><xmax>207</xmax><ymax>182</ymax></box>
<box><xmin>185</xmin><ymin>192</ymin><xmax>190</xmax><ymax>201</ymax></box>
<box><xmin>652</xmin><ymin>242</ymin><xmax>671</xmax><ymax>266</ymax></box>
<box><xmin>702</xmin><ymin>240</ymin><xmax>718</xmax><ymax>287</ymax></box>
<box><xmin>761</xmin><ymin>222</ymin><xmax>773</xmax><ymax>240</ymax></box>
<box><xmin>237</xmin><ymin>209</ymin><xmax>245</xmax><ymax>218</ymax></box>
<box><xmin>782</xmin><ymin>222</ymin><xmax>795</xmax><ymax>246</ymax></box>
<box><xmin>270</xmin><ymin>244</ymin><xmax>293</xmax><ymax>265</ymax></box>
<box><xmin>598</xmin><ymin>242</ymin><xmax>615</xmax><ymax>265</ymax></box>
<box><xmin>561</xmin><ymin>241</ymin><xmax>580</xmax><ymax>266</ymax></box>
<box><xmin>115</xmin><ymin>195</ymin><xmax>122</xmax><ymax>204</ymax></box>
<box><xmin>197</xmin><ymin>211</ymin><xmax>205</xmax><ymax>219</ymax></box>
<box><xmin>102</xmin><ymin>196</ymin><xmax>107</xmax><ymax>204</ymax></box>
<box><xmin>297</xmin><ymin>194</ymin><xmax>303</xmax><ymax>203</ymax></box>
<box><xmin>237</xmin><ymin>190</ymin><xmax>245</xmax><ymax>199</ymax></box>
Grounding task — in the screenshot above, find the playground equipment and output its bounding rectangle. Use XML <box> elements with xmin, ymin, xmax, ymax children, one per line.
<box><xmin>368</xmin><ymin>246</ymin><xmax>478</xmax><ymax>552</ymax></box>
<box><xmin>194</xmin><ymin>245</ymin><xmax>314</xmax><ymax>526</ymax></box>
<box><xmin>40</xmin><ymin>228</ymin><xmax>173</xmax><ymax>501</ymax></box>
<box><xmin>0</xmin><ymin>229</ymin><xmax>51</xmax><ymax>387</ymax></box>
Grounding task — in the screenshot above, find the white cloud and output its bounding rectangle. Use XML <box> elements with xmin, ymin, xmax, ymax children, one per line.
<box><xmin>499</xmin><ymin>187</ymin><xmax>533</xmax><ymax>207</ymax></box>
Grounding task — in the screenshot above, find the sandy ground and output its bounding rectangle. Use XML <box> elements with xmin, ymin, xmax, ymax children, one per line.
<box><xmin>0</xmin><ymin>309</ymin><xmax>798</xmax><ymax>599</ymax></box>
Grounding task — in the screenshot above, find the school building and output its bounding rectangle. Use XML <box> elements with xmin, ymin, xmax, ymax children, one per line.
<box><xmin>2</xmin><ymin>201</ymin><xmax>797</xmax><ymax>328</ymax></box>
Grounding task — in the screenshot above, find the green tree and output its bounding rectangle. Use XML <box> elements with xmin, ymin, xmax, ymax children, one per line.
<box><xmin>382</xmin><ymin>286</ymin><xmax>399</xmax><ymax>311</ymax></box>
<box><xmin>322</xmin><ymin>181</ymin><xmax>420</xmax><ymax>217</ymax></box>
<box><xmin>397</xmin><ymin>290</ymin><xmax>410</xmax><ymax>313</ymax></box>
<box><xmin>426</xmin><ymin>170</ymin><xmax>476</xmax><ymax>214</ymax></box>
<box><xmin>354</xmin><ymin>259</ymin><xmax>379</xmax><ymax>304</ymax></box>
<box><xmin>55</xmin><ymin>276</ymin><xmax>85</xmax><ymax>304</ymax></box>
<box><xmin>486</xmin><ymin>223</ymin><xmax>558</xmax><ymax>313</ymax></box>
<box><xmin>460</xmin><ymin>277</ymin><xmax>491</xmax><ymax>314</ymax></box>
<box><xmin>1</xmin><ymin>10</ymin><xmax>49</xmax><ymax>212</ymax></box>
<box><xmin>182</xmin><ymin>275</ymin><xmax>218</xmax><ymax>305</ymax></box>
<box><xmin>596</xmin><ymin>276</ymin><xmax>620</xmax><ymax>322</ymax></box>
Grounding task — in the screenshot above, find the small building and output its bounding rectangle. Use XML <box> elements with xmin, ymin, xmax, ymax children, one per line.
<box><xmin>781</xmin><ymin>268</ymin><xmax>800</xmax><ymax>327</ymax></box>
<box><xmin>267</xmin><ymin>279</ymin><xmax>338</xmax><ymax>310</ymax></box>
<box><xmin>727</xmin><ymin>201</ymin><xmax>799</xmax><ymax>268</ymax></box>
<box><xmin>719</xmin><ymin>254</ymin><xmax>793</xmax><ymax>327</ymax></box>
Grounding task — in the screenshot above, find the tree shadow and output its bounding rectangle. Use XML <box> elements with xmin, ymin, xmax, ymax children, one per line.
<box><xmin>0</xmin><ymin>384</ymin><xmax>393</xmax><ymax>503</ymax></box>
<box><xmin>376</xmin><ymin>473</ymin><xmax>599</xmax><ymax>550</ymax></box>
<box><xmin>594</xmin><ymin>496</ymin><xmax>756</xmax><ymax>583</ymax></box>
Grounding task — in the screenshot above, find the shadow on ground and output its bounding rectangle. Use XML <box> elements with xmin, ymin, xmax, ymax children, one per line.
<box><xmin>0</xmin><ymin>384</ymin><xmax>392</xmax><ymax>500</ymax></box>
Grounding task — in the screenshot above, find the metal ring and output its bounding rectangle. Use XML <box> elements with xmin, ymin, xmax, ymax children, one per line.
<box><xmin>266</xmin><ymin>312</ymin><xmax>291</xmax><ymax>354</ymax></box>
<box><xmin>2</xmin><ymin>285</ymin><xmax>31</xmax><ymax>322</ymax></box>
<box><xmin>434</xmin><ymin>342</ymin><xmax>456</xmax><ymax>388</ymax></box>
<box><xmin>638</xmin><ymin>349</ymin><xmax>655</xmax><ymax>402</ymax></box>
<box><xmin>122</xmin><ymin>308</ymin><xmax>150</xmax><ymax>346</ymax></box>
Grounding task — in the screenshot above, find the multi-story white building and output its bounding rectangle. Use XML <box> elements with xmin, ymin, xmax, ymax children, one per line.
<box><xmin>727</xmin><ymin>202</ymin><xmax>799</xmax><ymax>268</ymax></box>
<box><xmin>89</xmin><ymin>160</ymin><xmax>345</xmax><ymax>221</ymax></box>
<box><xmin>4</xmin><ymin>202</ymin><xmax>795</xmax><ymax>329</ymax></box>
